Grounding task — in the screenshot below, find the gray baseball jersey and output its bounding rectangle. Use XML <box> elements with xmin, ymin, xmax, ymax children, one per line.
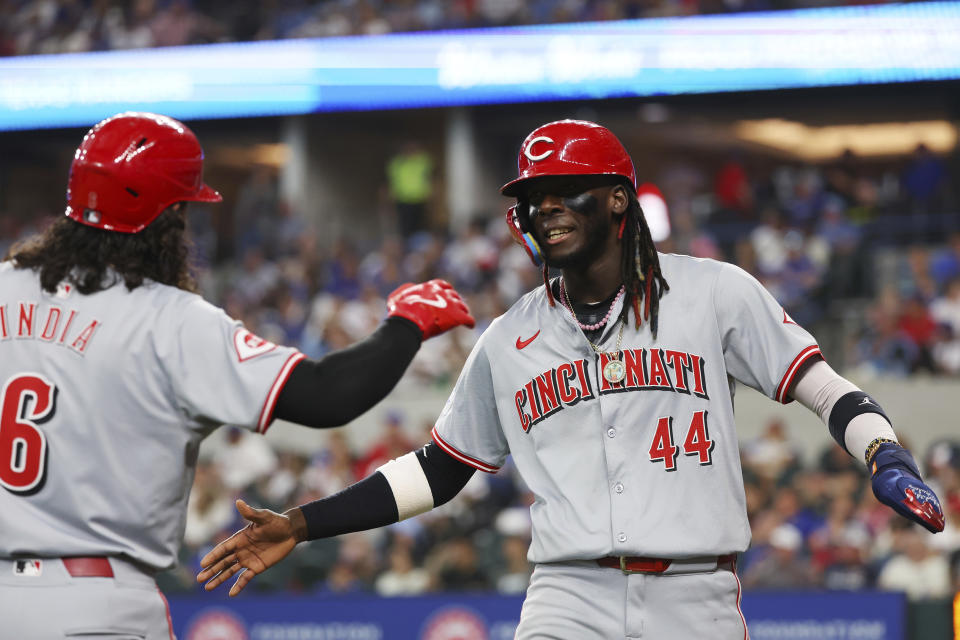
<box><xmin>433</xmin><ymin>253</ymin><xmax>820</xmax><ymax>563</ymax></box>
<box><xmin>0</xmin><ymin>261</ymin><xmax>304</xmax><ymax>571</ymax></box>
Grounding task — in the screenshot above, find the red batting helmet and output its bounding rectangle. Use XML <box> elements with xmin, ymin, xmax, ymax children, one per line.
<box><xmin>65</xmin><ymin>112</ymin><xmax>222</xmax><ymax>233</ymax></box>
<box><xmin>500</xmin><ymin>120</ymin><xmax>637</xmax><ymax>197</ymax></box>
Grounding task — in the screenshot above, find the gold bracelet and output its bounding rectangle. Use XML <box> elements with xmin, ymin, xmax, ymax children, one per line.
<box><xmin>864</xmin><ymin>437</ymin><xmax>898</xmax><ymax>466</ymax></box>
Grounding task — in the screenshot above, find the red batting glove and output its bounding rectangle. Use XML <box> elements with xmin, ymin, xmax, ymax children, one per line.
<box><xmin>387</xmin><ymin>279</ymin><xmax>476</xmax><ymax>341</ymax></box>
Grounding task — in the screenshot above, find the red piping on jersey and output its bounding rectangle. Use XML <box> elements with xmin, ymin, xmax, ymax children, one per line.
<box><xmin>258</xmin><ymin>352</ymin><xmax>307</xmax><ymax>433</ymax></box>
<box><xmin>156</xmin><ymin>586</ymin><xmax>175</xmax><ymax>640</ymax></box>
<box><xmin>432</xmin><ymin>427</ymin><xmax>499</xmax><ymax>473</ymax></box>
<box><xmin>775</xmin><ymin>345</ymin><xmax>821</xmax><ymax>404</ymax></box>
<box><xmin>733</xmin><ymin>557</ymin><xmax>748</xmax><ymax>639</ymax></box>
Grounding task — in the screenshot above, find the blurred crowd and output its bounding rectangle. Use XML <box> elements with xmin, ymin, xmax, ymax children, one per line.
<box><xmin>158</xmin><ymin>413</ymin><xmax>960</xmax><ymax>599</ymax></box>
<box><xmin>2</xmin><ymin>106</ymin><xmax>960</xmax><ymax>600</ymax></box>
<box><xmin>0</xmin><ymin>0</ymin><xmax>918</xmax><ymax>58</ymax></box>
<box><xmin>738</xmin><ymin>424</ymin><xmax>960</xmax><ymax>599</ymax></box>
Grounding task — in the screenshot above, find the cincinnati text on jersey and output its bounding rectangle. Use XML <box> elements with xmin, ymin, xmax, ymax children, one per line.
<box><xmin>514</xmin><ymin>348</ymin><xmax>709</xmax><ymax>432</ymax></box>
<box><xmin>0</xmin><ymin>302</ymin><xmax>100</xmax><ymax>355</ymax></box>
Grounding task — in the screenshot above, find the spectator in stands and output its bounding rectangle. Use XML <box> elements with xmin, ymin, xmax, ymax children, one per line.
<box><xmin>324</xmin><ymin>239</ymin><xmax>364</xmax><ymax>300</ymax></box>
<box><xmin>902</xmin><ymin>143</ymin><xmax>946</xmax><ymax>215</ymax></box>
<box><xmin>234</xmin><ymin>246</ymin><xmax>281</xmax><ymax>306</ymax></box>
<box><xmin>427</xmin><ymin>536</ymin><xmax>489</xmax><ymax>592</ymax></box>
<box><xmin>930</xmin><ymin>233</ymin><xmax>960</xmax><ymax>292</ymax></box>
<box><xmin>354</xmin><ymin>411</ymin><xmax>416</xmax><ymax>480</ymax></box>
<box><xmin>775</xmin><ymin>229</ymin><xmax>824</xmax><ymax>327</ymax></box>
<box><xmin>302</xmin><ymin>432</ymin><xmax>358</xmax><ymax>499</ymax></box>
<box><xmin>900</xmin><ymin>246</ymin><xmax>937</xmax><ymax>303</ymax></box>
<box><xmin>855</xmin><ymin>287</ymin><xmax>919</xmax><ymax>377</ymax></box>
<box><xmin>783</xmin><ymin>167</ymin><xmax>825</xmax><ymax>231</ymax></box>
<box><xmin>667</xmin><ymin>205</ymin><xmax>722</xmax><ymax>259</ymax></box>
<box><xmin>359</xmin><ymin>236</ymin><xmax>409</xmax><ymax>297</ymax></box>
<box><xmin>444</xmin><ymin>217</ymin><xmax>500</xmax><ymax>293</ymax></box>
<box><xmin>750</xmin><ymin>207</ymin><xmax>788</xmax><ymax>277</ymax></box>
<box><xmin>496</xmin><ymin>534</ymin><xmax>533</xmax><ymax>594</ymax></box>
<box><xmin>742</xmin><ymin>418</ymin><xmax>802</xmax><ymax>483</ymax></box>
<box><xmin>741</xmin><ymin>523</ymin><xmax>815</xmax><ymax>590</ymax></box>
<box><xmin>493</xmin><ymin>507</ymin><xmax>533</xmax><ymax>594</ymax></box>
<box><xmin>808</xmin><ymin>495</ymin><xmax>873</xmax><ymax>590</ymax></box>
<box><xmin>816</xmin><ymin>194</ymin><xmax>863</xmax><ymax>299</ymax></box>
<box><xmin>897</xmin><ymin>294</ymin><xmax>939</xmax><ymax>374</ymax></box>
<box><xmin>183</xmin><ymin>461</ymin><xmax>237</xmax><ymax>549</ymax></box>
<box><xmin>877</xmin><ymin>520</ymin><xmax>952</xmax><ymax>601</ymax></box>
<box><xmin>375</xmin><ymin>540</ymin><xmax>431</xmax><ymax>596</ymax></box>
<box><xmin>151</xmin><ymin>0</ymin><xmax>223</xmax><ymax>47</ymax></box>
<box><xmin>931</xmin><ymin>278</ymin><xmax>960</xmax><ymax>374</ymax></box>
<box><xmin>385</xmin><ymin>140</ymin><xmax>435</xmax><ymax>238</ymax></box>
<box><xmin>212</xmin><ymin>426</ymin><xmax>278</xmax><ymax>491</ymax></box>
<box><xmin>713</xmin><ymin>153</ymin><xmax>754</xmax><ymax>221</ymax></box>
<box><xmin>105</xmin><ymin>0</ymin><xmax>156</xmax><ymax>51</ymax></box>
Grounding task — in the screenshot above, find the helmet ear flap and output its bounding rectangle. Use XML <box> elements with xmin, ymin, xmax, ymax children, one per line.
<box><xmin>505</xmin><ymin>204</ymin><xmax>543</xmax><ymax>267</ymax></box>
<box><xmin>514</xmin><ymin>199</ymin><xmax>532</xmax><ymax>233</ymax></box>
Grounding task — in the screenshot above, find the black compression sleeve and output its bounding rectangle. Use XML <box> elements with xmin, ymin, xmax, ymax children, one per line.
<box><xmin>300</xmin><ymin>471</ymin><xmax>399</xmax><ymax>540</ymax></box>
<box><xmin>415</xmin><ymin>442</ymin><xmax>476</xmax><ymax>506</ymax></box>
<box><xmin>273</xmin><ymin>317</ymin><xmax>421</xmax><ymax>428</ymax></box>
<box><xmin>300</xmin><ymin>442</ymin><xmax>476</xmax><ymax>539</ymax></box>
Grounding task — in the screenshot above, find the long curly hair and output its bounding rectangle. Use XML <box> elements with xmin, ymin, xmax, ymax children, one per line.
<box><xmin>5</xmin><ymin>207</ymin><xmax>197</xmax><ymax>294</ymax></box>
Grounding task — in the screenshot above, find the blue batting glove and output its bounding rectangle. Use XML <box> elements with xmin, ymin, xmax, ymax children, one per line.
<box><xmin>870</xmin><ymin>442</ymin><xmax>945</xmax><ymax>534</ymax></box>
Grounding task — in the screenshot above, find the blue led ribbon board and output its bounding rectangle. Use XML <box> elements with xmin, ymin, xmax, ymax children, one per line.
<box><xmin>0</xmin><ymin>1</ymin><xmax>958</xmax><ymax>131</ymax></box>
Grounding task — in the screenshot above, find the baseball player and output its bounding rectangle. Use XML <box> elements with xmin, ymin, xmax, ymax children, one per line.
<box><xmin>197</xmin><ymin>120</ymin><xmax>944</xmax><ymax>639</ymax></box>
<box><xmin>0</xmin><ymin>111</ymin><xmax>475</xmax><ymax>640</ymax></box>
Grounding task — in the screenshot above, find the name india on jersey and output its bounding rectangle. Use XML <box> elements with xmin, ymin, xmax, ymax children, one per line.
<box><xmin>0</xmin><ymin>302</ymin><xmax>100</xmax><ymax>355</ymax></box>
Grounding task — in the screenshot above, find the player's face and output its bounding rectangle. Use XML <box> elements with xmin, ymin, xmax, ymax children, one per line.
<box><xmin>523</xmin><ymin>177</ymin><xmax>624</xmax><ymax>270</ymax></box>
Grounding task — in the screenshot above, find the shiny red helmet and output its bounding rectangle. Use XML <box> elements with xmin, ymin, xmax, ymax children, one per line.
<box><xmin>65</xmin><ymin>112</ymin><xmax>222</xmax><ymax>233</ymax></box>
<box><xmin>500</xmin><ymin>119</ymin><xmax>637</xmax><ymax>197</ymax></box>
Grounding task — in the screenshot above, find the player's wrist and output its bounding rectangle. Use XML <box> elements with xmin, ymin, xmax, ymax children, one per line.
<box><xmin>284</xmin><ymin>507</ymin><xmax>309</xmax><ymax>543</ymax></box>
<box><xmin>864</xmin><ymin>437</ymin><xmax>899</xmax><ymax>467</ymax></box>
<box><xmin>385</xmin><ymin>315</ymin><xmax>424</xmax><ymax>343</ymax></box>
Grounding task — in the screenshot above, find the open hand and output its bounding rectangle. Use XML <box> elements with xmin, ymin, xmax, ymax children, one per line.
<box><xmin>196</xmin><ymin>500</ymin><xmax>305</xmax><ymax>596</ymax></box>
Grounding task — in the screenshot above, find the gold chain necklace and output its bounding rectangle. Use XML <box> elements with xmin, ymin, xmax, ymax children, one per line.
<box><xmin>584</xmin><ymin>318</ymin><xmax>627</xmax><ymax>384</ymax></box>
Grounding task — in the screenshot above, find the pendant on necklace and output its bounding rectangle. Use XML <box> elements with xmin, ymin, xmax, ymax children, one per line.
<box><xmin>602</xmin><ymin>356</ymin><xmax>626</xmax><ymax>384</ymax></box>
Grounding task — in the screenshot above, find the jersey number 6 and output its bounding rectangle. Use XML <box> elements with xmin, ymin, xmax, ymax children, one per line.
<box><xmin>648</xmin><ymin>410</ymin><xmax>715</xmax><ymax>472</ymax></box>
<box><xmin>0</xmin><ymin>373</ymin><xmax>57</xmax><ymax>494</ymax></box>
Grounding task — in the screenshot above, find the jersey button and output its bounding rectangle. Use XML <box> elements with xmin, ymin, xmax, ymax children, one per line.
<box><xmin>607</xmin><ymin>428</ymin><xmax>616</xmax><ymax>438</ymax></box>
<box><xmin>614</xmin><ymin>482</ymin><xmax>624</xmax><ymax>494</ymax></box>
<box><xmin>618</xmin><ymin>533</ymin><xmax>627</xmax><ymax>543</ymax></box>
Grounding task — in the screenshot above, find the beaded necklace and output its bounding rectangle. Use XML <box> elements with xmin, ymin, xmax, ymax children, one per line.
<box><xmin>559</xmin><ymin>279</ymin><xmax>625</xmax><ymax>331</ymax></box>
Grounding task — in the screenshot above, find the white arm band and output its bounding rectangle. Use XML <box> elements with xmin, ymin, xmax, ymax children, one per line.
<box><xmin>376</xmin><ymin>451</ymin><xmax>436</xmax><ymax>520</ymax></box>
<box><xmin>790</xmin><ymin>359</ymin><xmax>898</xmax><ymax>463</ymax></box>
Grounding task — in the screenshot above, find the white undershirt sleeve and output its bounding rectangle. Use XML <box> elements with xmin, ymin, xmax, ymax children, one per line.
<box><xmin>376</xmin><ymin>452</ymin><xmax>435</xmax><ymax>520</ymax></box>
<box><xmin>789</xmin><ymin>359</ymin><xmax>898</xmax><ymax>464</ymax></box>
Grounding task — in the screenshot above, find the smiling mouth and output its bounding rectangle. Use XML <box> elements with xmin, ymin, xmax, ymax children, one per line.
<box><xmin>545</xmin><ymin>227</ymin><xmax>574</xmax><ymax>243</ymax></box>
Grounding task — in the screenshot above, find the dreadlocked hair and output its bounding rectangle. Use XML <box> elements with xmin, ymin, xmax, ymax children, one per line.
<box><xmin>617</xmin><ymin>188</ymin><xmax>669</xmax><ymax>338</ymax></box>
<box><xmin>5</xmin><ymin>207</ymin><xmax>197</xmax><ymax>294</ymax></box>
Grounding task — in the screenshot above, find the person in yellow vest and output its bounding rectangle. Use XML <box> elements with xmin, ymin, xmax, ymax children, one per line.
<box><xmin>386</xmin><ymin>140</ymin><xmax>435</xmax><ymax>238</ymax></box>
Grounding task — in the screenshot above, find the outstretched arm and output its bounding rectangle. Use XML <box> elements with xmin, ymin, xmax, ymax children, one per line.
<box><xmin>273</xmin><ymin>279</ymin><xmax>474</xmax><ymax>428</ymax></box>
<box><xmin>197</xmin><ymin>441</ymin><xmax>477</xmax><ymax>595</ymax></box>
<box><xmin>789</xmin><ymin>358</ymin><xmax>944</xmax><ymax>533</ymax></box>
